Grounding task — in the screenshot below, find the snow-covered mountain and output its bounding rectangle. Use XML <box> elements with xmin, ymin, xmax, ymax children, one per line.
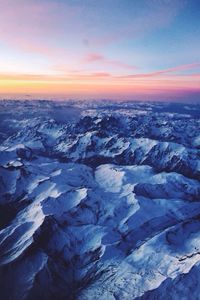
<box><xmin>0</xmin><ymin>100</ymin><xmax>200</xmax><ymax>300</ymax></box>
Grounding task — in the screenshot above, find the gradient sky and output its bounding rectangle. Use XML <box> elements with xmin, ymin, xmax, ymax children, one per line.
<box><xmin>0</xmin><ymin>0</ymin><xmax>200</xmax><ymax>101</ymax></box>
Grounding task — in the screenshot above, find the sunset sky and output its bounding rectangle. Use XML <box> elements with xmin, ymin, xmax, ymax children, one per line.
<box><xmin>0</xmin><ymin>0</ymin><xmax>200</xmax><ymax>101</ymax></box>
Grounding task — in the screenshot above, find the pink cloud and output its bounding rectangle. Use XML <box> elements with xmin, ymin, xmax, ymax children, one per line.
<box><xmin>84</xmin><ymin>53</ymin><xmax>136</xmax><ymax>70</ymax></box>
<box><xmin>91</xmin><ymin>72</ymin><xmax>111</xmax><ymax>78</ymax></box>
<box><xmin>85</xmin><ymin>53</ymin><xmax>104</xmax><ymax>62</ymax></box>
<box><xmin>120</xmin><ymin>63</ymin><xmax>200</xmax><ymax>79</ymax></box>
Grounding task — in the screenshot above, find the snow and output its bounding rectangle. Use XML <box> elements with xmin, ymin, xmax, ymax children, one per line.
<box><xmin>95</xmin><ymin>165</ymin><xmax>125</xmax><ymax>192</ymax></box>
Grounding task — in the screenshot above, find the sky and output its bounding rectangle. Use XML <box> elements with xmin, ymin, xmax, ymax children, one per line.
<box><xmin>0</xmin><ymin>0</ymin><xmax>200</xmax><ymax>101</ymax></box>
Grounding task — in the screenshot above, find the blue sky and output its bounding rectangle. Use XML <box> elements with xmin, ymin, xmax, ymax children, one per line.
<box><xmin>0</xmin><ymin>0</ymin><xmax>199</xmax><ymax>100</ymax></box>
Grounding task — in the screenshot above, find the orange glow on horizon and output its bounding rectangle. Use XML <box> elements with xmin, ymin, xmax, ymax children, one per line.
<box><xmin>0</xmin><ymin>71</ymin><xmax>200</xmax><ymax>100</ymax></box>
